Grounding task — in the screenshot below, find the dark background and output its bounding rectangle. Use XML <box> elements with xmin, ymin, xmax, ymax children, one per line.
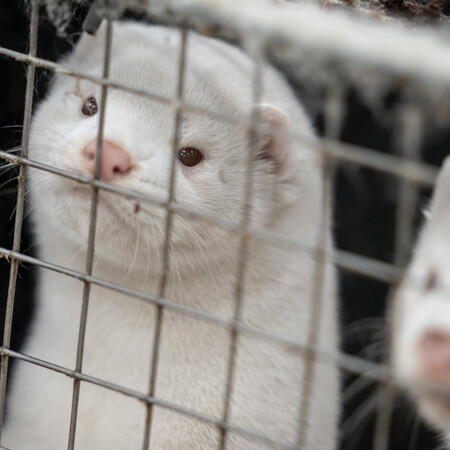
<box><xmin>1</xmin><ymin>1</ymin><xmax>450</xmax><ymax>448</ymax></box>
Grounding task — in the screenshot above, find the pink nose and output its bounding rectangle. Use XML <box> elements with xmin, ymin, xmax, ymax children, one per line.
<box><xmin>419</xmin><ymin>331</ymin><xmax>450</xmax><ymax>383</ymax></box>
<box><xmin>83</xmin><ymin>139</ymin><xmax>131</xmax><ymax>181</ymax></box>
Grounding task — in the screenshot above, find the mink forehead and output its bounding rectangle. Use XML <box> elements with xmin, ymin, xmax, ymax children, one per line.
<box><xmin>114</xmin><ymin>33</ymin><xmax>252</xmax><ymax>105</ymax></box>
<box><xmin>95</xmin><ymin>54</ymin><xmax>176</xmax><ymax>98</ymax></box>
<box><xmin>67</xmin><ymin>33</ymin><xmax>253</xmax><ymax>118</ymax></box>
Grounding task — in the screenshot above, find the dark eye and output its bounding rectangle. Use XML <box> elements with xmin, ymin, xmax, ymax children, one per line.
<box><xmin>178</xmin><ymin>147</ymin><xmax>202</xmax><ymax>167</ymax></box>
<box><xmin>81</xmin><ymin>96</ymin><xmax>98</xmax><ymax>117</ymax></box>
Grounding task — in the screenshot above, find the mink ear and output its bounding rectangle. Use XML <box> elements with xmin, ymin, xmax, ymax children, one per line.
<box><xmin>72</xmin><ymin>21</ymin><xmax>107</xmax><ymax>61</ymax></box>
<box><xmin>430</xmin><ymin>155</ymin><xmax>450</xmax><ymax>220</ymax></box>
<box><xmin>254</xmin><ymin>103</ymin><xmax>292</xmax><ymax>174</ymax></box>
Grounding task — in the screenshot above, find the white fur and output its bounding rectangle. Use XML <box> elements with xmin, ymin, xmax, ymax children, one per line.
<box><xmin>392</xmin><ymin>155</ymin><xmax>450</xmax><ymax>440</ymax></box>
<box><xmin>4</xmin><ymin>22</ymin><xmax>339</xmax><ymax>449</ymax></box>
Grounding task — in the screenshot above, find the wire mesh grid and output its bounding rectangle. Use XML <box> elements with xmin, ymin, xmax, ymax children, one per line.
<box><xmin>0</xmin><ymin>0</ymin><xmax>449</xmax><ymax>449</ymax></box>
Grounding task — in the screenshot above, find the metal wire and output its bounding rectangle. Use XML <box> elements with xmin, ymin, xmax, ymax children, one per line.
<box><xmin>393</xmin><ymin>103</ymin><xmax>425</xmax><ymax>268</ymax></box>
<box><xmin>0</xmin><ymin>44</ymin><xmax>442</xmax><ymax>187</ymax></box>
<box><xmin>0</xmin><ymin>127</ymin><xmax>439</xmax><ymax>194</ymax></box>
<box><xmin>0</xmin><ymin>244</ymin><xmax>401</xmax><ymax>372</ymax></box>
<box><xmin>296</xmin><ymin>81</ymin><xmax>345</xmax><ymax>448</ymax></box>
<box><xmin>0</xmin><ymin>347</ymin><xmax>301</xmax><ymax>450</ymax></box>
<box><xmin>141</xmin><ymin>27</ymin><xmax>189</xmax><ymax>450</ymax></box>
<box><xmin>127</xmin><ymin>0</ymin><xmax>450</xmax><ymax>90</ymax></box>
<box><xmin>0</xmin><ymin>45</ymin><xmax>441</xmax><ymax>188</ymax></box>
<box><xmin>0</xmin><ymin>244</ymin><xmax>404</xmax><ymax>371</ymax></box>
<box><xmin>67</xmin><ymin>18</ymin><xmax>113</xmax><ymax>450</ymax></box>
<box><xmin>0</xmin><ymin>151</ymin><xmax>408</xmax><ymax>285</ymax></box>
<box><xmin>218</xmin><ymin>36</ymin><xmax>264</xmax><ymax>449</ymax></box>
<box><xmin>371</xmin><ymin>99</ymin><xmax>425</xmax><ymax>450</ymax></box>
<box><xmin>0</xmin><ymin>0</ymin><xmax>39</xmax><ymax>442</ymax></box>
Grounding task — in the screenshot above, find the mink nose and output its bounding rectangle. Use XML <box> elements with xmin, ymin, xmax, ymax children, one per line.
<box><xmin>419</xmin><ymin>331</ymin><xmax>450</xmax><ymax>384</ymax></box>
<box><xmin>83</xmin><ymin>139</ymin><xmax>131</xmax><ymax>182</ymax></box>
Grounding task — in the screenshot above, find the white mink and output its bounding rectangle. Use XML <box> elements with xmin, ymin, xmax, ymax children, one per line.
<box><xmin>4</xmin><ymin>22</ymin><xmax>339</xmax><ymax>449</ymax></box>
<box><xmin>392</xmin><ymin>155</ymin><xmax>450</xmax><ymax>446</ymax></box>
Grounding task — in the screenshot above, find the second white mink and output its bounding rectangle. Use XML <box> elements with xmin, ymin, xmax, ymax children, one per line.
<box><xmin>392</xmin><ymin>155</ymin><xmax>450</xmax><ymax>447</ymax></box>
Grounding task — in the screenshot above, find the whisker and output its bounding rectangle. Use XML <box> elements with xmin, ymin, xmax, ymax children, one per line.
<box><xmin>0</xmin><ymin>147</ymin><xmax>22</xmax><ymax>157</ymax></box>
<box><xmin>408</xmin><ymin>410</ymin><xmax>421</xmax><ymax>450</ymax></box>
<box><xmin>121</xmin><ymin>219</ymin><xmax>141</xmax><ymax>283</ymax></box>
<box><xmin>0</xmin><ymin>162</ymin><xmax>20</xmax><ymax>172</ymax></box>
<box><xmin>359</xmin><ymin>341</ymin><xmax>386</xmax><ymax>362</ymax></box>
<box><xmin>142</xmin><ymin>218</ymin><xmax>153</xmax><ymax>291</ymax></box>
<box><xmin>343</xmin><ymin>374</ymin><xmax>376</xmax><ymax>405</ymax></box>
<box><xmin>345</xmin><ymin>317</ymin><xmax>385</xmax><ymax>340</ymax></box>
<box><xmin>342</xmin><ymin>393</ymin><xmax>379</xmax><ymax>450</ymax></box>
<box><xmin>0</xmin><ymin>177</ymin><xmax>18</xmax><ymax>191</ymax></box>
<box><xmin>0</xmin><ymin>188</ymin><xmax>18</xmax><ymax>198</ymax></box>
<box><xmin>0</xmin><ymin>125</ymin><xmax>23</xmax><ymax>130</ymax></box>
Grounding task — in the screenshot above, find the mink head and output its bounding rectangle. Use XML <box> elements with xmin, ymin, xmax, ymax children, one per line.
<box><xmin>392</xmin><ymin>155</ymin><xmax>450</xmax><ymax>439</ymax></box>
<box><xmin>28</xmin><ymin>22</ymin><xmax>318</xmax><ymax>271</ymax></box>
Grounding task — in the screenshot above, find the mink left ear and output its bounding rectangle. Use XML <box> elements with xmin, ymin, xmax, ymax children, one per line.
<box><xmin>429</xmin><ymin>154</ymin><xmax>450</xmax><ymax>221</ymax></box>
<box><xmin>253</xmin><ymin>103</ymin><xmax>292</xmax><ymax>174</ymax></box>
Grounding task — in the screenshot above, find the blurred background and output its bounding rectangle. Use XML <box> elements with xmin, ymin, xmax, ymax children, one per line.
<box><xmin>1</xmin><ymin>1</ymin><xmax>450</xmax><ymax>448</ymax></box>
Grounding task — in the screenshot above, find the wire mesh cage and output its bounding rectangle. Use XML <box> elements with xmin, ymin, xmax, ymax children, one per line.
<box><xmin>1</xmin><ymin>0</ymin><xmax>450</xmax><ymax>449</ymax></box>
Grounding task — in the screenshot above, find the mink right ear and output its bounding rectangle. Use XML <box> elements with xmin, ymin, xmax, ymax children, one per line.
<box><xmin>72</xmin><ymin>21</ymin><xmax>107</xmax><ymax>61</ymax></box>
<box><xmin>253</xmin><ymin>103</ymin><xmax>292</xmax><ymax>175</ymax></box>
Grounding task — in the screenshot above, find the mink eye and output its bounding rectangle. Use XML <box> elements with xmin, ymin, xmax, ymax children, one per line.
<box><xmin>178</xmin><ymin>147</ymin><xmax>203</xmax><ymax>167</ymax></box>
<box><xmin>81</xmin><ymin>96</ymin><xmax>98</xmax><ymax>117</ymax></box>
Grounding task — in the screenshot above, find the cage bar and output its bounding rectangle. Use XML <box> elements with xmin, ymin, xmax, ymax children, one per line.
<box><xmin>66</xmin><ymin>18</ymin><xmax>114</xmax><ymax>450</ymax></box>
<box><xmin>0</xmin><ymin>244</ymin><xmax>401</xmax><ymax>373</ymax></box>
<box><xmin>296</xmin><ymin>81</ymin><xmax>345</xmax><ymax>447</ymax></box>
<box><xmin>0</xmin><ymin>0</ymin><xmax>40</xmax><ymax>442</ymax></box>
<box><xmin>371</xmin><ymin>98</ymin><xmax>425</xmax><ymax>450</ymax></box>
<box><xmin>141</xmin><ymin>27</ymin><xmax>189</xmax><ymax>450</ymax></box>
<box><xmin>218</xmin><ymin>36</ymin><xmax>264</xmax><ymax>449</ymax></box>
<box><xmin>127</xmin><ymin>0</ymin><xmax>450</xmax><ymax>89</ymax></box>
